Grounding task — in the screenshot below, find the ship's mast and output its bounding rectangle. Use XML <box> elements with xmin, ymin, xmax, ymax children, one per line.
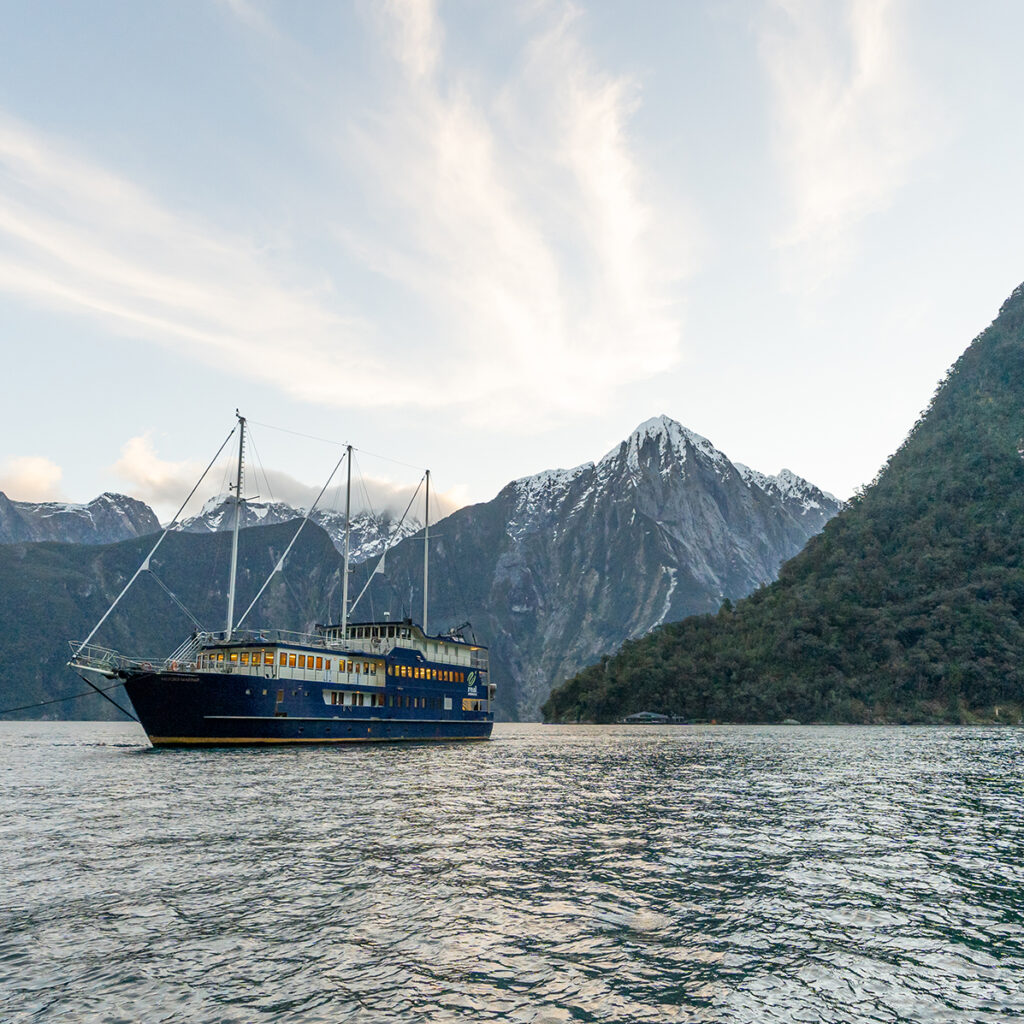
<box><xmin>341</xmin><ymin>444</ymin><xmax>352</xmax><ymax>637</ymax></box>
<box><xmin>423</xmin><ymin>469</ymin><xmax>430</xmax><ymax>635</ymax></box>
<box><xmin>225</xmin><ymin>411</ymin><xmax>245</xmax><ymax>638</ymax></box>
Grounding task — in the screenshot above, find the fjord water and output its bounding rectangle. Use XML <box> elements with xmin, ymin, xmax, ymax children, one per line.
<box><xmin>2</xmin><ymin>723</ymin><xmax>1022</xmax><ymax>1023</ymax></box>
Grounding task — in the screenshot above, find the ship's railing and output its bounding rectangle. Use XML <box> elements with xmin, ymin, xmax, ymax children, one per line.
<box><xmin>164</xmin><ymin>633</ymin><xmax>204</xmax><ymax>669</ymax></box>
<box><xmin>67</xmin><ymin>642</ymin><xmax>166</xmax><ymax>676</ymax></box>
<box><xmin>195</xmin><ymin>628</ymin><xmax>361</xmax><ymax>653</ymax></box>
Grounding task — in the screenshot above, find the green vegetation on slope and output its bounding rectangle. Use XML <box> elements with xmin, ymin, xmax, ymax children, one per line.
<box><xmin>543</xmin><ymin>283</ymin><xmax>1024</xmax><ymax>725</ymax></box>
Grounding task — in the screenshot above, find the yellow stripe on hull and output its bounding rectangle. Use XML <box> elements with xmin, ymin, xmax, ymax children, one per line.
<box><xmin>147</xmin><ymin>735</ymin><xmax>491</xmax><ymax>746</ymax></box>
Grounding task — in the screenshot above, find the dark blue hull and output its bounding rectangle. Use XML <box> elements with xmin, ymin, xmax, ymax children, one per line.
<box><xmin>123</xmin><ymin>670</ymin><xmax>494</xmax><ymax>747</ymax></box>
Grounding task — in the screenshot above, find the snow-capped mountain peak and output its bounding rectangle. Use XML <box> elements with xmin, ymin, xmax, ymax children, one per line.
<box><xmin>375</xmin><ymin>413</ymin><xmax>845</xmax><ymax>720</ymax></box>
<box><xmin>199</xmin><ymin>493</ymin><xmax>231</xmax><ymax>515</ymax></box>
<box><xmin>505</xmin><ymin>463</ymin><xmax>594</xmax><ymax>540</ymax></box>
<box><xmin>600</xmin><ymin>414</ymin><xmax>728</xmax><ymax>474</ymax></box>
<box><xmin>172</xmin><ymin>496</ymin><xmax>422</xmax><ymax>563</ymax></box>
<box><xmin>511</xmin><ymin>463</ymin><xmax>593</xmax><ymax>506</ymax></box>
<box><xmin>735</xmin><ymin>464</ymin><xmax>840</xmax><ymax>516</ymax></box>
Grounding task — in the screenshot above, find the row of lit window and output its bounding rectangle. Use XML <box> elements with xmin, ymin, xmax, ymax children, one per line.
<box><xmin>200</xmin><ymin>650</ymin><xmax>273</xmax><ymax>667</ymax></box>
<box><xmin>200</xmin><ymin>649</ymin><xmax>380</xmax><ymax>675</ymax></box>
<box><xmin>200</xmin><ymin>649</ymin><xmax>467</xmax><ymax>682</ymax></box>
<box><xmin>389</xmin><ymin>664</ymin><xmax>466</xmax><ymax>682</ymax></box>
<box><xmin>276</xmin><ymin>653</ymin><xmax>378</xmax><ymax>674</ymax></box>
<box><xmin>208</xmin><ymin>650</ymin><xmax>275</xmax><ymax>666</ymax></box>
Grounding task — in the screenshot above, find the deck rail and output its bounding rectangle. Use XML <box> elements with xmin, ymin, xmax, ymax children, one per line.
<box><xmin>67</xmin><ymin>642</ymin><xmax>166</xmax><ymax>676</ymax></box>
<box><xmin>69</xmin><ymin>624</ymin><xmax>477</xmax><ymax>677</ymax></box>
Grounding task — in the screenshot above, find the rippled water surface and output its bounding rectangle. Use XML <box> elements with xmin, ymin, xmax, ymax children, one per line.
<box><xmin>2</xmin><ymin>723</ymin><xmax>1023</xmax><ymax>1023</ymax></box>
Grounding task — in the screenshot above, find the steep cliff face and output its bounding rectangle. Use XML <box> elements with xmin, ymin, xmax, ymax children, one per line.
<box><xmin>352</xmin><ymin>415</ymin><xmax>842</xmax><ymax>720</ymax></box>
<box><xmin>0</xmin><ymin>492</ymin><xmax>160</xmax><ymax>545</ymax></box>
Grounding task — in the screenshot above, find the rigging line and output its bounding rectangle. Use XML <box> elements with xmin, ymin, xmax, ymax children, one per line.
<box><xmin>281</xmin><ymin>573</ymin><xmax>305</xmax><ymax>621</ymax></box>
<box><xmin>235</xmin><ymin>448</ymin><xmax>349</xmax><ymax>629</ymax></box>
<box><xmin>73</xmin><ymin>672</ymin><xmax>140</xmax><ymax>723</ymax></box>
<box><xmin>324</xmin><ymin>561</ymin><xmax>341</xmax><ymax>625</ymax></box>
<box><xmin>349</xmin><ymin>474</ymin><xmax>424</xmax><ymax>616</ymax></box>
<box><xmin>145</xmin><ymin>571</ymin><xmax>204</xmax><ymax>631</ymax></box>
<box><xmin>199</xmin><ymin>447</ymin><xmax>237</xmax><ymax>615</ymax></box>
<box><xmin>247</xmin><ymin>419</ymin><xmax>427</xmax><ymax>473</ymax></box>
<box><xmin>353</xmin><ymin>451</ymin><xmax>373</xmax><ymax>516</ymax></box>
<box><xmin>0</xmin><ymin>678</ymin><xmax>130</xmax><ymax>716</ymax></box>
<box><xmin>71</xmin><ymin>425</ymin><xmax>237</xmax><ymax>660</ymax></box>
<box><xmin>346</xmin><ymin>453</ymin><xmax>385</xmax><ymax>621</ymax></box>
<box><xmin>352</xmin><ymin>452</ymin><xmax>386</xmax><ymax>548</ymax></box>
<box><xmin>346</xmin><ymin>444</ymin><xmax>427</xmax><ymax>473</ymax></box>
<box><xmin>247</xmin><ymin>426</ymin><xmax>275</xmax><ymax>504</ymax></box>
<box><xmin>247</xmin><ymin>419</ymin><xmax>349</xmax><ymax>448</ymax></box>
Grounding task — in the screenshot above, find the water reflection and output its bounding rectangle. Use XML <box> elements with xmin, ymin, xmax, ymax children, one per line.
<box><xmin>1</xmin><ymin>723</ymin><xmax>1022</xmax><ymax>1022</ymax></box>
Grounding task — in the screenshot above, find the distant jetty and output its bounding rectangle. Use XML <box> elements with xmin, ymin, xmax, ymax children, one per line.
<box><xmin>619</xmin><ymin>711</ymin><xmax>688</xmax><ymax>724</ymax></box>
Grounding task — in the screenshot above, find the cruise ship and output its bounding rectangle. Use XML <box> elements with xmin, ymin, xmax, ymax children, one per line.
<box><xmin>68</xmin><ymin>414</ymin><xmax>494</xmax><ymax>746</ymax></box>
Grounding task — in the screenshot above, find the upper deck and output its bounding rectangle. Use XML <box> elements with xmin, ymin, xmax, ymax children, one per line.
<box><xmin>318</xmin><ymin>618</ymin><xmax>488</xmax><ymax>670</ymax></box>
<box><xmin>70</xmin><ymin>618</ymin><xmax>488</xmax><ymax>683</ymax></box>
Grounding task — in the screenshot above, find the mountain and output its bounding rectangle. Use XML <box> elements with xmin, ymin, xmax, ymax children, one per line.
<box><xmin>543</xmin><ymin>284</ymin><xmax>1024</xmax><ymax>725</ymax></box>
<box><xmin>0</xmin><ymin>487</ymin><xmax>416</xmax><ymax>563</ymax></box>
<box><xmin>174</xmin><ymin>496</ymin><xmax>421</xmax><ymax>562</ymax></box>
<box><xmin>349</xmin><ymin>415</ymin><xmax>841</xmax><ymax>720</ymax></box>
<box><xmin>0</xmin><ymin>492</ymin><xmax>160</xmax><ymax>545</ymax></box>
<box><xmin>0</xmin><ymin>416</ymin><xmax>839</xmax><ymax>722</ymax></box>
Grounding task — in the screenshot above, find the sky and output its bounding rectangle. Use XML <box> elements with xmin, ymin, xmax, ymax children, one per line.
<box><xmin>2</xmin><ymin>0</ymin><xmax>1024</xmax><ymax>522</ymax></box>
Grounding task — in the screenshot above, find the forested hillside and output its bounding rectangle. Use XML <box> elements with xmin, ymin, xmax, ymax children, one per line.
<box><xmin>543</xmin><ymin>283</ymin><xmax>1024</xmax><ymax>725</ymax></box>
<box><xmin>0</xmin><ymin>523</ymin><xmax>343</xmax><ymax>719</ymax></box>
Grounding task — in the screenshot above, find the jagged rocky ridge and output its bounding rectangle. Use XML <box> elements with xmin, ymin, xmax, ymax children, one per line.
<box><xmin>0</xmin><ymin>487</ymin><xmax>420</xmax><ymax>564</ymax></box>
<box><xmin>352</xmin><ymin>415</ymin><xmax>841</xmax><ymax>720</ymax></box>
<box><xmin>172</xmin><ymin>497</ymin><xmax>421</xmax><ymax>563</ymax></box>
<box><xmin>0</xmin><ymin>492</ymin><xmax>160</xmax><ymax>545</ymax></box>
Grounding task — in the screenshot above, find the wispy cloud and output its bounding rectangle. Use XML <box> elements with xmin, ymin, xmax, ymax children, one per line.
<box><xmin>759</xmin><ymin>0</ymin><xmax>942</xmax><ymax>286</ymax></box>
<box><xmin>112</xmin><ymin>433</ymin><xmax>458</xmax><ymax>523</ymax></box>
<box><xmin>0</xmin><ymin>455</ymin><xmax>63</xmax><ymax>501</ymax></box>
<box><xmin>0</xmin><ymin>1</ymin><xmax>685</xmax><ymax>432</ymax></box>
<box><xmin>0</xmin><ymin>113</ymin><xmax>386</xmax><ymax>404</ymax></box>
<box><xmin>340</xmin><ymin>0</ymin><xmax>687</xmax><ymax>426</ymax></box>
